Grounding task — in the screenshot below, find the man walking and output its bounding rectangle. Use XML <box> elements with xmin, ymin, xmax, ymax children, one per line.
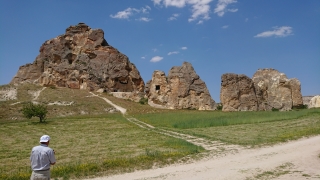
<box><xmin>30</xmin><ymin>135</ymin><xmax>56</xmax><ymax>180</ymax></box>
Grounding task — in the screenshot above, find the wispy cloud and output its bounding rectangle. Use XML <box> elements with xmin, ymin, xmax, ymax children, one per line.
<box><xmin>168</xmin><ymin>51</ymin><xmax>179</xmax><ymax>55</ymax></box>
<box><xmin>254</xmin><ymin>26</ymin><xmax>293</xmax><ymax>38</ymax></box>
<box><xmin>150</xmin><ymin>56</ymin><xmax>163</xmax><ymax>62</ymax></box>
<box><xmin>136</xmin><ymin>17</ymin><xmax>152</xmax><ymax>22</ymax></box>
<box><xmin>214</xmin><ymin>0</ymin><xmax>238</xmax><ymax>17</ymax></box>
<box><xmin>168</xmin><ymin>13</ymin><xmax>180</xmax><ymax>21</ymax></box>
<box><xmin>154</xmin><ymin>0</ymin><xmax>213</xmax><ymax>23</ymax></box>
<box><xmin>181</xmin><ymin>47</ymin><xmax>188</xmax><ymax>50</ymax></box>
<box><xmin>152</xmin><ymin>0</ymin><xmax>162</xmax><ymax>5</ymax></box>
<box><xmin>110</xmin><ymin>6</ymin><xmax>151</xmax><ymax>21</ymax></box>
<box><xmin>222</xmin><ymin>25</ymin><xmax>229</xmax><ymax>29</ymax></box>
<box><xmin>152</xmin><ymin>48</ymin><xmax>158</xmax><ymax>52</ymax></box>
<box><xmin>141</xmin><ymin>56</ymin><xmax>146</xmax><ymax>59</ymax></box>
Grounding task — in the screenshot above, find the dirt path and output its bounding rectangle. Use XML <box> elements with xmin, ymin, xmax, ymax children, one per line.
<box><xmin>86</xmin><ymin>93</ymin><xmax>320</xmax><ymax>180</ymax></box>
<box><xmin>89</xmin><ymin>92</ymin><xmax>127</xmax><ymax>114</ymax></box>
<box><xmin>86</xmin><ymin>135</ymin><xmax>320</xmax><ymax>180</ymax></box>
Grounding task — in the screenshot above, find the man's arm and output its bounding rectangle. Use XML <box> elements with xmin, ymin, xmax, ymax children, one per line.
<box><xmin>49</xmin><ymin>149</ymin><xmax>56</xmax><ymax>165</ymax></box>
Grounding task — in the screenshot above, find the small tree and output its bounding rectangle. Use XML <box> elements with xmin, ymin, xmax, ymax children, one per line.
<box><xmin>22</xmin><ymin>102</ymin><xmax>48</xmax><ymax>122</ymax></box>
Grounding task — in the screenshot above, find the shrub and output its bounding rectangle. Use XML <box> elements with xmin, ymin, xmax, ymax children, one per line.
<box><xmin>21</xmin><ymin>102</ymin><xmax>48</xmax><ymax>122</ymax></box>
<box><xmin>217</xmin><ymin>104</ymin><xmax>223</xmax><ymax>111</ymax></box>
<box><xmin>139</xmin><ymin>97</ymin><xmax>148</xmax><ymax>105</ymax></box>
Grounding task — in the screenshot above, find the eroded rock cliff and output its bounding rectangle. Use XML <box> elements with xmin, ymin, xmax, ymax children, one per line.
<box><xmin>220</xmin><ymin>69</ymin><xmax>303</xmax><ymax>111</ymax></box>
<box><xmin>11</xmin><ymin>23</ymin><xmax>144</xmax><ymax>93</ymax></box>
<box><xmin>146</xmin><ymin>62</ymin><xmax>216</xmax><ymax>110</ymax></box>
<box><xmin>220</xmin><ymin>73</ymin><xmax>258</xmax><ymax>112</ymax></box>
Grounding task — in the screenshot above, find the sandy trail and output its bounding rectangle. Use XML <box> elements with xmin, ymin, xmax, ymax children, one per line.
<box><xmin>87</xmin><ymin>135</ymin><xmax>320</xmax><ymax>180</ymax></box>
<box><xmin>86</xmin><ymin>93</ymin><xmax>320</xmax><ymax>180</ymax></box>
<box><xmin>89</xmin><ymin>92</ymin><xmax>127</xmax><ymax>114</ymax></box>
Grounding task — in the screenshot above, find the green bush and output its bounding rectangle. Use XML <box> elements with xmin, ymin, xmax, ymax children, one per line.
<box><xmin>21</xmin><ymin>102</ymin><xmax>48</xmax><ymax>122</ymax></box>
<box><xmin>139</xmin><ymin>97</ymin><xmax>148</xmax><ymax>105</ymax></box>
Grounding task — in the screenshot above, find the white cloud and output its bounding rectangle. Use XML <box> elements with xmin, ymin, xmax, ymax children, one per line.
<box><xmin>110</xmin><ymin>6</ymin><xmax>151</xmax><ymax>20</ymax></box>
<box><xmin>214</xmin><ymin>0</ymin><xmax>237</xmax><ymax>17</ymax></box>
<box><xmin>254</xmin><ymin>26</ymin><xmax>293</xmax><ymax>38</ymax></box>
<box><xmin>154</xmin><ymin>0</ymin><xmax>213</xmax><ymax>23</ymax></box>
<box><xmin>197</xmin><ymin>20</ymin><xmax>203</xmax><ymax>24</ymax></box>
<box><xmin>137</xmin><ymin>17</ymin><xmax>152</xmax><ymax>22</ymax></box>
<box><xmin>141</xmin><ymin>56</ymin><xmax>146</xmax><ymax>59</ymax></box>
<box><xmin>152</xmin><ymin>48</ymin><xmax>158</xmax><ymax>52</ymax></box>
<box><xmin>168</xmin><ymin>13</ymin><xmax>180</xmax><ymax>21</ymax></box>
<box><xmin>110</xmin><ymin>8</ymin><xmax>137</xmax><ymax>19</ymax></box>
<box><xmin>181</xmin><ymin>46</ymin><xmax>188</xmax><ymax>50</ymax></box>
<box><xmin>168</xmin><ymin>51</ymin><xmax>179</xmax><ymax>55</ymax></box>
<box><xmin>150</xmin><ymin>56</ymin><xmax>163</xmax><ymax>62</ymax></box>
<box><xmin>152</xmin><ymin>0</ymin><xmax>162</xmax><ymax>5</ymax></box>
<box><xmin>222</xmin><ymin>25</ymin><xmax>229</xmax><ymax>29</ymax></box>
<box><xmin>228</xmin><ymin>8</ymin><xmax>238</xmax><ymax>12</ymax></box>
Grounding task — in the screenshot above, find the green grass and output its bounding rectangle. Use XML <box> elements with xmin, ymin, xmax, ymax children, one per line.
<box><xmin>135</xmin><ymin>109</ymin><xmax>320</xmax><ymax>146</ymax></box>
<box><xmin>0</xmin><ymin>115</ymin><xmax>203</xmax><ymax>179</ymax></box>
<box><xmin>134</xmin><ymin>109</ymin><xmax>320</xmax><ymax>129</ymax></box>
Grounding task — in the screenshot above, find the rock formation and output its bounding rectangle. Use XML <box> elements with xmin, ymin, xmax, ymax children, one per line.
<box><xmin>220</xmin><ymin>69</ymin><xmax>303</xmax><ymax>111</ymax></box>
<box><xmin>146</xmin><ymin>62</ymin><xmax>216</xmax><ymax>110</ymax></box>
<box><xmin>252</xmin><ymin>69</ymin><xmax>303</xmax><ymax>111</ymax></box>
<box><xmin>220</xmin><ymin>74</ymin><xmax>258</xmax><ymax>111</ymax></box>
<box><xmin>308</xmin><ymin>95</ymin><xmax>320</xmax><ymax>108</ymax></box>
<box><xmin>11</xmin><ymin>23</ymin><xmax>144</xmax><ymax>93</ymax></box>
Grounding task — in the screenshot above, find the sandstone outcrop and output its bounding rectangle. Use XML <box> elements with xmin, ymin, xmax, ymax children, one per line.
<box><xmin>220</xmin><ymin>69</ymin><xmax>303</xmax><ymax>111</ymax></box>
<box><xmin>252</xmin><ymin>69</ymin><xmax>303</xmax><ymax>111</ymax></box>
<box><xmin>220</xmin><ymin>74</ymin><xmax>257</xmax><ymax>111</ymax></box>
<box><xmin>146</xmin><ymin>62</ymin><xmax>216</xmax><ymax>110</ymax></box>
<box><xmin>11</xmin><ymin>23</ymin><xmax>144</xmax><ymax>93</ymax></box>
<box><xmin>308</xmin><ymin>95</ymin><xmax>320</xmax><ymax>108</ymax></box>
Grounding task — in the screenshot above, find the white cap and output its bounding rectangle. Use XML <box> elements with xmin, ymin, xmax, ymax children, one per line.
<box><xmin>40</xmin><ymin>135</ymin><xmax>50</xmax><ymax>143</ymax></box>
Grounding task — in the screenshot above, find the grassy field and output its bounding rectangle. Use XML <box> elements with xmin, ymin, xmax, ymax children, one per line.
<box><xmin>0</xmin><ymin>115</ymin><xmax>203</xmax><ymax>180</ymax></box>
<box><xmin>134</xmin><ymin>109</ymin><xmax>320</xmax><ymax>146</ymax></box>
<box><xmin>1</xmin><ymin>84</ymin><xmax>320</xmax><ymax>179</ymax></box>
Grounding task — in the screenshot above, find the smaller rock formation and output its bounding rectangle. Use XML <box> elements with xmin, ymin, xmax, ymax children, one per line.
<box><xmin>308</xmin><ymin>95</ymin><xmax>320</xmax><ymax>108</ymax></box>
<box><xmin>220</xmin><ymin>68</ymin><xmax>303</xmax><ymax>111</ymax></box>
<box><xmin>146</xmin><ymin>62</ymin><xmax>216</xmax><ymax>110</ymax></box>
<box><xmin>252</xmin><ymin>69</ymin><xmax>303</xmax><ymax>111</ymax></box>
<box><xmin>220</xmin><ymin>74</ymin><xmax>257</xmax><ymax>111</ymax></box>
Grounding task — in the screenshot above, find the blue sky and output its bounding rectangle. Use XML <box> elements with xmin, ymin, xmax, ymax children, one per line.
<box><xmin>1</xmin><ymin>0</ymin><xmax>319</xmax><ymax>102</ymax></box>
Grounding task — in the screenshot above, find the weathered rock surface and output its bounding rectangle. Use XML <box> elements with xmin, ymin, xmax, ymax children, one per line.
<box><xmin>0</xmin><ymin>86</ymin><xmax>17</xmax><ymax>101</ymax></box>
<box><xmin>146</xmin><ymin>62</ymin><xmax>216</xmax><ymax>110</ymax></box>
<box><xmin>252</xmin><ymin>68</ymin><xmax>303</xmax><ymax>111</ymax></box>
<box><xmin>220</xmin><ymin>73</ymin><xmax>257</xmax><ymax>111</ymax></box>
<box><xmin>220</xmin><ymin>69</ymin><xmax>303</xmax><ymax>111</ymax></box>
<box><xmin>308</xmin><ymin>95</ymin><xmax>320</xmax><ymax>108</ymax></box>
<box><xmin>11</xmin><ymin>23</ymin><xmax>144</xmax><ymax>93</ymax></box>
